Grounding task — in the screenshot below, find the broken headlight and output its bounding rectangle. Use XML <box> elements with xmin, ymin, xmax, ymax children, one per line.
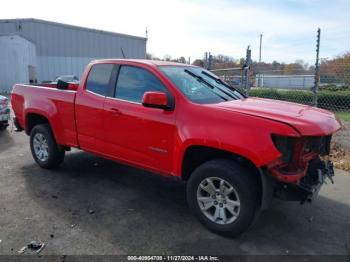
<box><xmin>272</xmin><ymin>135</ymin><xmax>295</xmax><ymax>164</ymax></box>
<box><xmin>304</xmin><ymin>136</ymin><xmax>331</xmax><ymax>156</ymax></box>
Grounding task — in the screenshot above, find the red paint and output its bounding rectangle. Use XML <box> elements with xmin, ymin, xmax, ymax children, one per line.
<box><xmin>142</xmin><ymin>91</ymin><xmax>168</xmax><ymax>108</ymax></box>
<box><xmin>38</xmin><ymin>83</ymin><xmax>79</xmax><ymax>91</ymax></box>
<box><xmin>11</xmin><ymin>59</ymin><xmax>341</xmax><ymax>183</ymax></box>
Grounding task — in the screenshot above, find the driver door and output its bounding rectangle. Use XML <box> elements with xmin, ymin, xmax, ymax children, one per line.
<box><xmin>103</xmin><ymin>65</ymin><xmax>177</xmax><ymax>174</ymax></box>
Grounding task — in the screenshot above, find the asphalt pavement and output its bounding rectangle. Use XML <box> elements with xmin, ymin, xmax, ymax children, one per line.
<box><xmin>0</xmin><ymin>129</ymin><xmax>349</xmax><ymax>256</ymax></box>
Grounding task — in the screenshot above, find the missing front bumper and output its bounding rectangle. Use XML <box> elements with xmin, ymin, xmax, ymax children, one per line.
<box><xmin>274</xmin><ymin>158</ymin><xmax>335</xmax><ymax>203</ymax></box>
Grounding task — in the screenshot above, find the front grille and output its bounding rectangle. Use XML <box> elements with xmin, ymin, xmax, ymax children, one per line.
<box><xmin>304</xmin><ymin>136</ymin><xmax>331</xmax><ymax>156</ymax></box>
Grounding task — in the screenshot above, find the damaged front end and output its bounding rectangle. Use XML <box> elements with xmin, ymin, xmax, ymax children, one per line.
<box><xmin>266</xmin><ymin>135</ymin><xmax>335</xmax><ymax>203</ymax></box>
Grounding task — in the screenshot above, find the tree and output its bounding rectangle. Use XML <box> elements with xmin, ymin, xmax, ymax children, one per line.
<box><xmin>239</xmin><ymin>58</ymin><xmax>245</xmax><ymax>65</ymax></box>
<box><xmin>192</xmin><ymin>59</ymin><xmax>204</xmax><ymax>67</ymax></box>
<box><xmin>146</xmin><ymin>53</ymin><xmax>153</xmax><ymax>59</ymax></box>
<box><xmin>282</xmin><ymin>63</ymin><xmax>305</xmax><ymax>75</ymax></box>
<box><xmin>272</xmin><ymin>61</ymin><xmax>281</xmax><ymax>68</ymax></box>
<box><xmin>175</xmin><ymin>56</ymin><xmax>187</xmax><ymax>64</ymax></box>
<box><xmin>320</xmin><ymin>51</ymin><xmax>350</xmax><ymax>85</ymax></box>
<box><xmin>295</xmin><ymin>59</ymin><xmax>310</xmax><ymax>70</ymax></box>
<box><xmin>146</xmin><ymin>53</ymin><xmax>160</xmax><ymax>60</ymax></box>
<box><xmin>163</xmin><ymin>54</ymin><xmax>172</xmax><ymax>61</ymax></box>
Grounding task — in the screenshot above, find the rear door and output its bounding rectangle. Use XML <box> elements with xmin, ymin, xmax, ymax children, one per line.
<box><xmin>75</xmin><ymin>63</ymin><xmax>114</xmax><ymax>153</ymax></box>
<box><xmin>102</xmin><ymin>65</ymin><xmax>177</xmax><ymax>174</ymax></box>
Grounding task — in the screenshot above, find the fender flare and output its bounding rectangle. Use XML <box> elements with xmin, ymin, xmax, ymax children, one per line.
<box><xmin>259</xmin><ymin>168</ymin><xmax>275</xmax><ymax>210</ymax></box>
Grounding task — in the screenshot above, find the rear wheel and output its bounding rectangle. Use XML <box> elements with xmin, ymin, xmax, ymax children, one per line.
<box><xmin>30</xmin><ymin>124</ymin><xmax>65</xmax><ymax>169</ymax></box>
<box><xmin>186</xmin><ymin>159</ymin><xmax>260</xmax><ymax>237</ymax></box>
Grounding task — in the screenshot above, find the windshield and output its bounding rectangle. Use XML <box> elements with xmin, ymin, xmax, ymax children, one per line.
<box><xmin>159</xmin><ymin>66</ymin><xmax>245</xmax><ymax>104</ymax></box>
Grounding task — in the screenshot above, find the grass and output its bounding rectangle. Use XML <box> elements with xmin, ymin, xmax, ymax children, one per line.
<box><xmin>336</xmin><ymin>112</ymin><xmax>350</xmax><ymax>122</ymax></box>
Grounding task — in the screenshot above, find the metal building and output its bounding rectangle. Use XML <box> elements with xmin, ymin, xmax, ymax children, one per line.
<box><xmin>257</xmin><ymin>75</ymin><xmax>314</xmax><ymax>90</ymax></box>
<box><xmin>0</xmin><ymin>18</ymin><xmax>147</xmax><ymax>92</ymax></box>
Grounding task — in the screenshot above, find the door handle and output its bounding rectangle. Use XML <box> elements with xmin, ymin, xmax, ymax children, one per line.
<box><xmin>110</xmin><ymin>108</ymin><xmax>122</xmax><ymax>116</ymax></box>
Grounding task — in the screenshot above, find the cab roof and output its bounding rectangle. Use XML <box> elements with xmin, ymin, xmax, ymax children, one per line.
<box><xmin>91</xmin><ymin>59</ymin><xmax>197</xmax><ymax>67</ymax></box>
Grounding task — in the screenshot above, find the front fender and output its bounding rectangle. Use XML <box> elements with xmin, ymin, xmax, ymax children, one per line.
<box><xmin>172</xmin><ymin>103</ymin><xmax>301</xmax><ymax>177</ymax></box>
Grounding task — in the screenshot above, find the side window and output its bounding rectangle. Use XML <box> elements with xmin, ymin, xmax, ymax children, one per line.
<box><xmin>115</xmin><ymin>66</ymin><xmax>168</xmax><ymax>103</ymax></box>
<box><xmin>86</xmin><ymin>64</ymin><xmax>114</xmax><ymax>96</ymax></box>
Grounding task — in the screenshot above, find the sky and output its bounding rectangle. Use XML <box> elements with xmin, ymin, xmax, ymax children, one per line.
<box><xmin>1</xmin><ymin>0</ymin><xmax>349</xmax><ymax>64</ymax></box>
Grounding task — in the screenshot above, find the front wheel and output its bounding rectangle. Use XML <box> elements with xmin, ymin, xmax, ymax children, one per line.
<box><xmin>30</xmin><ymin>124</ymin><xmax>65</xmax><ymax>169</ymax></box>
<box><xmin>186</xmin><ymin>159</ymin><xmax>260</xmax><ymax>237</ymax></box>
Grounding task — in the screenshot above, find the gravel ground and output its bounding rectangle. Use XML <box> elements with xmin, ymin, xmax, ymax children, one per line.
<box><xmin>333</xmin><ymin>120</ymin><xmax>350</xmax><ymax>151</ymax></box>
<box><xmin>0</xmin><ymin>129</ymin><xmax>350</xmax><ymax>256</ymax></box>
<box><xmin>332</xmin><ymin>121</ymin><xmax>350</xmax><ymax>171</ymax></box>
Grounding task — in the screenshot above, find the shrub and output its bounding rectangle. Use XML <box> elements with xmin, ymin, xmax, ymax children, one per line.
<box><xmin>319</xmin><ymin>84</ymin><xmax>350</xmax><ymax>91</ymax></box>
<box><xmin>249</xmin><ymin>88</ymin><xmax>350</xmax><ymax>111</ymax></box>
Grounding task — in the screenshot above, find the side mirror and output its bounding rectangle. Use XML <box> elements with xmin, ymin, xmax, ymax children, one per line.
<box><xmin>142</xmin><ymin>91</ymin><xmax>171</xmax><ymax>110</ymax></box>
<box><xmin>57</xmin><ymin>80</ymin><xmax>69</xmax><ymax>90</ymax></box>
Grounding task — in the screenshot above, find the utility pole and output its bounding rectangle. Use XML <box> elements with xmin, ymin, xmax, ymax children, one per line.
<box><xmin>258</xmin><ymin>34</ymin><xmax>263</xmax><ymax>87</ymax></box>
<box><xmin>244</xmin><ymin>46</ymin><xmax>252</xmax><ymax>94</ymax></box>
<box><xmin>145</xmin><ymin>27</ymin><xmax>148</xmax><ymax>59</ymax></box>
<box><xmin>208</xmin><ymin>52</ymin><xmax>213</xmax><ymax>70</ymax></box>
<box><xmin>259</xmin><ymin>34</ymin><xmax>262</xmax><ymax>63</ymax></box>
<box><xmin>204</xmin><ymin>52</ymin><xmax>208</xmax><ymax>68</ymax></box>
<box><xmin>313</xmin><ymin>28</ymin><xmax>321</xmax><ymax>107</ymax></box>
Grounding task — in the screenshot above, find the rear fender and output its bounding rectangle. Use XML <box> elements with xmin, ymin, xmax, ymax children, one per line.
<box><xmin>24</xmin><ymin>104</ymin><xmax>61</xmax><ymax>143</ymax></box>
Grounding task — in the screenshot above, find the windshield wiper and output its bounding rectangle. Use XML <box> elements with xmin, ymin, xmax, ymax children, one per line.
<box><xmin>186</xmin><ymin>70</ymin><xmax>237</xmax><ymax>100</ymax></box>
<box><xmin>184</xmin><ymin>69</ymin><xmax>214</xmax><ymax>88</ymax></box>
<box><xmin>184</xmin><ymin>69</ymin><xmax>229</xmax><ymax>101</ymax></box>
<box><xmin>201</xmin><ymin>71</ymin><xmax>245</xmax><ymax>98</ymax></box>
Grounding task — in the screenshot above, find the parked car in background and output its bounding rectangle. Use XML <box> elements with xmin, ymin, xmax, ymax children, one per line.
<box><xmin>11</xmin><ymin>59</ymin><xmax>341</xmax><ymax>236</ymax></box>
<box><xmin>0</xmin><ymin>95</ymin><xmax>10</xmax><ymax>130</ymax></box>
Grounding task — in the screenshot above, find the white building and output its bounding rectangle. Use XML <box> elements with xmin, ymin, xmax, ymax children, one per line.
<box><xmin>0</xmin><ymin>19</ymin><xmax>147</xmax><ymax>92</ymax></box>
<box><xmin>257</xmin><ymin>74</ymin><xmax>314</xmax><ymax>89</ymax></box>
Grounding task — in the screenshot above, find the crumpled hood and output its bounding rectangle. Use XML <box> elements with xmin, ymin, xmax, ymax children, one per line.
<box><xmin>211</xmin><ymin>97</ymin><xmax>341</xmax><ymax>136</ymax></box>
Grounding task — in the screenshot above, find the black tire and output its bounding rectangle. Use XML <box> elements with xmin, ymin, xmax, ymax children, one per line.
<box><xmin>30</xmin><ymin>124</ymin><xmax>65</xmax><ymax>169</ymax></box>
<box><xmin>0</xmin><ymin>121</ymin><xmax>8</xmax><ymax>130</ymax></box>
<box><xmin>186</xmin><ymin>159</ymin><xmax>260</xmax><ymax>237</ymax></box>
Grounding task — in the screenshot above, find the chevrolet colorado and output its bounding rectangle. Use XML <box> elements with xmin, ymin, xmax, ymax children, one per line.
<box><xmin>11</xmin><ymin>59</ymin><xmax>341</xmax><ymax>236</ymax></box>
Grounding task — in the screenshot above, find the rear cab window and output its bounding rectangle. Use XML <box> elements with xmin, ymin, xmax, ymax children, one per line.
<box><xmin>86</xmin><ymin>64</ymin><xmax>114</xmax><ymax>96</ymax></box>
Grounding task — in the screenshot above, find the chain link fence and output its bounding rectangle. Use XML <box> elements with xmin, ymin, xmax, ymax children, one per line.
<box><xmin>212</xmin><ymin>59</ymin><xmax>350</xmax><ymax>116</ymax></box>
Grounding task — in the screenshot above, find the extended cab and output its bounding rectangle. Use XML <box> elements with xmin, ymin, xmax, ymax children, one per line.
<box><xmin>11</xmin><ymin>59</ymin><xmax>341</xmax><ymax>236</ymax></box>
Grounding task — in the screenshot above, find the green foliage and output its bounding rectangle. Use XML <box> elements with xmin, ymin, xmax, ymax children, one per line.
<box><xmin>319</xmin><ymin>84</ymin><xmax>350</xmax><ymax>91</ymax></box>
<box><xmin>249</xmin><ymin>88</ymin><xmax>350</xmax><ymax>111</ymax></box>
<box><xmin>336</xmin><ymin>112</ymin><xmax>350</xmax><ymax>121</ymax></box>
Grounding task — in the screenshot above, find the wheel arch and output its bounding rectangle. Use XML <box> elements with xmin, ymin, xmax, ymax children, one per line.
<box><xmin>25</xmin><ymin>112</ymin><xmax>51</xmax><ymax>135</ymax></box>
<box><xmin>181</xmin><ymin>145</ymin><xmax>273</xmax><ymax>209</ymax></box>
<box><xmin>181</xmin><ymin>145</ymin><xmax>258</xmax><ymax>178</ymax></box>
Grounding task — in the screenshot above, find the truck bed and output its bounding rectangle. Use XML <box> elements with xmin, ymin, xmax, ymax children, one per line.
<box><xmin>11</xmin><ymin>84</ymin><xmax>78</xmax><ymax>147</ymax></box>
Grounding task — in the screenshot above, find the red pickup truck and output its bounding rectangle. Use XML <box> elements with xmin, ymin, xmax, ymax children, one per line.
<box><xmin>11</xmin><ymin>59</ymin><xmax>341</xmax><ymax>236</ymax></box>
